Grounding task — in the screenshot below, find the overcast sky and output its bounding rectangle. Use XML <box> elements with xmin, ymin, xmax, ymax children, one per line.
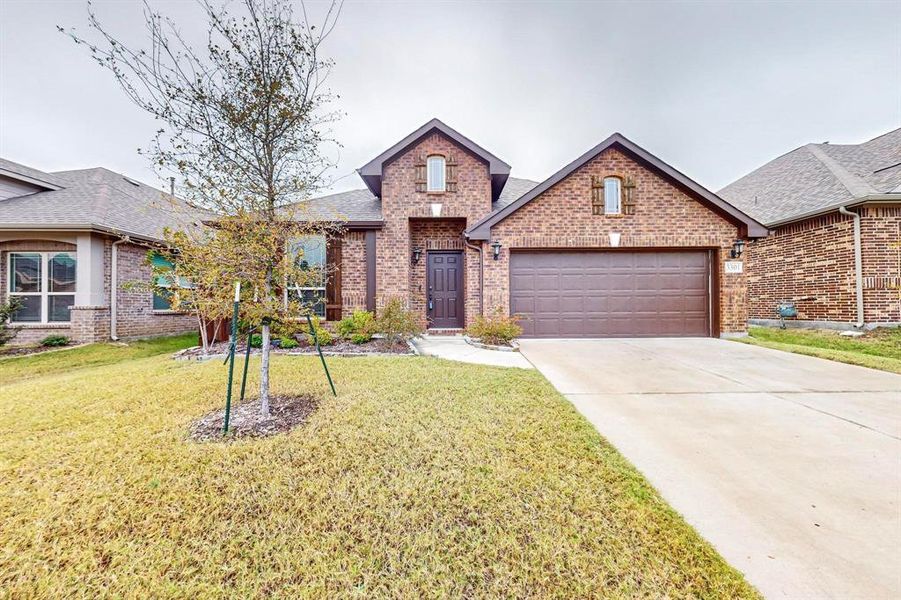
<box><xmin>1</xmin><ymin>0</ymin><xmax>899</xmax><ymax>196</ymax></box>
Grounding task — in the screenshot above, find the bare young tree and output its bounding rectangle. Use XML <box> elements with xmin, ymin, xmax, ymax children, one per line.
<box><xmin>63</xmin><ymin>0</ymin><xmax>343</xmax><ymax>414</ymax></box>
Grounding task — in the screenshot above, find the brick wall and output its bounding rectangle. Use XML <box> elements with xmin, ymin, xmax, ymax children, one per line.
<box><xmin>746</xmin><ymin>205</ymin><xmax>900</xmax><ymax>326</ymax></box>
<box><xmin>377</xmin><ymin>131</ymin><xmax>491</xmax><ymax>325</ymax></box>
<box><xmin>112</xmin><ymin>241</ymin><xmax>196</xmax><ymax>339</ymax></box>
<box><xmin>483</xmin><ymin>147</ymin><xmax>748</xmax><ymax>334</ymax></box>
<box><xmin>339</xmin><ymin>231</ymin><xmax>368</xmax><ymax>317</ymax></box>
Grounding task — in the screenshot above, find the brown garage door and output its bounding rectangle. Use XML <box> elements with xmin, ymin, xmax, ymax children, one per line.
<box><xmin>510</xmin><ymin>250</ymin><xmax>711</xmax><ymax>338</ymax></box>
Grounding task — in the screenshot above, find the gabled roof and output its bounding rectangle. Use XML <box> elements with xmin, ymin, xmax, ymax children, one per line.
<box><xmin>0</xmin><ymin>157</ymin><xmax>65</xmax><ymax>190</ymax></box>
<box><xmin>0</xmin><ymin>163</ymin><xmax>210</xmax><ymax>243</ymax></box>
<box><xmin>718</xmin><ymin>128</ymin><xmax>901</xmax><ymax>226</ymax></box>
<box><xmin>466</xmin><ymin>133</ymin><xmax>768</xmax><ymax>240</ymax></box>
<box><xmin>357</xmin><ymin>118</ymin><xmax>512</xmax><ymax>201</ymax></box>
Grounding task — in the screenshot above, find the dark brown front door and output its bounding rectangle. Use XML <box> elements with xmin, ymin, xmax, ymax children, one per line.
<box><xmin>510</xmin><ymin>250</ymin><xmax>711</xmax><ymax>338</ymax></box>
<box><xmin>427</xmin><ymin>251</ymin><xmax>464</xmax><ymax>328</ymax></box>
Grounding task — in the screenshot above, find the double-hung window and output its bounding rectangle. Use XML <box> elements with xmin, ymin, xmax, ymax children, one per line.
<box><xmin>7</xmin><ymin>252</ymin><xmax>77</xmax><ymax>323</ymax></box>
<box><xmin>287</xmin><ymin>235</ymin><xmax>326</xmax><ymax>317</ymax></box>
<box><xmin>427</xmin><ymin>155</ymin><xmax>446</xmax><ymax>192</ymax></box>
<box><xmin>150</xmin><ymin>252</ymin><xmax>191</xmax><ymax>311</ymax></box>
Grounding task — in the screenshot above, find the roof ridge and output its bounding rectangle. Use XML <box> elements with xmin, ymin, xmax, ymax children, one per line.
<box><xmin>805</xmin><ymin>143</ymin><xmax>876</xmax><ymax>198</ymax></box>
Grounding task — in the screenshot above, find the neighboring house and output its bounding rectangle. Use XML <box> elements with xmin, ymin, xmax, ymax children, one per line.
<box><xmin>0</xmin><ymin>158</ymin><xmax>204</xmax><ymax>344</ymax></box>
<box><xmin>296</xmin><ymin>118</ymin><xmax>766</xmax><ymax>338</ymax></box>
<box><xmin>720</xmin><ymin>128</ymin><xmax>901</xmax><ymax>330</ymax></box>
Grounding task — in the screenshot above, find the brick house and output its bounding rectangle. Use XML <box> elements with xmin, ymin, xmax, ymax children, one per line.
<box><xmin>719</xmin><ymin>128</ymin><xmax>901</xmax><ymax>330</ymax></box>
<box><xmin>297</xmin><ymin>119</ymin><xmax>767</xmax><ymax>337</ymax></box>
<box><xmin>0</xmin><ymin>159</ymin><xmax>202</xmax><ymax>344</ymax></box>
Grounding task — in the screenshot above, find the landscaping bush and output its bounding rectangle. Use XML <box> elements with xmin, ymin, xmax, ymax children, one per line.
<box><xmin>279</xmin><ymin>337</ymin><xmax>299</xmax><ymax>350</ymax></box>
<box><xmin>466</xmin><ymin>308</ymin><xmax>522</xmax><ymax>346</ymax></box>
<box><xmin>350</xmin><ymin>332</ymin><xmax>371</xmax><ymax>345</ymax></box>
<box><xmin>336</xmin><ymin>310</ymin><xmax>375</xmax><ymax>342</ymax></box>
<box><xmin>40</xmin><ymin>335</ymin><xmax>70</xmax><ymax>347</ymax></box>
<box><xmin>305</xmin><ymin>316</ymin><xmax>334</xmax><ymax>346</ymax></box>
<box><xmin>249</xmin><ymin>333</ymin><xmax>263</xmax><ymax>348</ymax></box>
<box><xmin>0</xmin><ymin>297</ymin><xmax>22</xmax><ymax>347</ymax></box>
<box><xmin>375</xmin><ymin>298</ymin><xmax>423</xmax><ymax>343</ymax></box>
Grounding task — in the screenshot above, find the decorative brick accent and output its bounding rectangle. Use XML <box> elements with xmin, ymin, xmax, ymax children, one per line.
<box><xmin>482</xmin><ymin>148</ymin><xmax>748</xmax><ymax>334</ymax></box>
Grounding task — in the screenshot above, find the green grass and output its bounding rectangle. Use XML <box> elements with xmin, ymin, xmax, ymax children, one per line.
<box><xmin>737</xmin><ymin>327</ymin><xmax>901</xmax><ymax>374</ymax></box>
<box><xmin>0</xmin><ymin>352</ymin><xmax>757</xmax><ymax>598</ymax></box>
<box><xmin>0</xmin><ymin>332</ymin><xmax>196</xmax><ymax>386</ymax></box>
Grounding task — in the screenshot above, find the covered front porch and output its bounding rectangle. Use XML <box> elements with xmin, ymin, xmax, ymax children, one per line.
<box><xmin>408</xmin><ymin>218</ymin><xmax>469</xmax><ymax>330</ymax></box>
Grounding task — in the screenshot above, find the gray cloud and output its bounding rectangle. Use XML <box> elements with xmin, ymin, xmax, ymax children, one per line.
<box><xmin>1</xmin><ymin>0</ymin><xmax>899</xmax><ymax>195</ymax></box>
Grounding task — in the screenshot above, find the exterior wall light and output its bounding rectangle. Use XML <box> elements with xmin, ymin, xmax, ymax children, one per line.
<box><xmin>412</xmin><ymin>247</ymin><xmax>423</xmax><ymax>265</ymax></box>
<box><xmin>491</xmin><ymin>240</ymin><xmax>502</xmax><ymax>260</ymax></box>
<box><xmin>731</xmin><ymin>239</ymin><xmax>745</xmax><ymax>259</ymax></box>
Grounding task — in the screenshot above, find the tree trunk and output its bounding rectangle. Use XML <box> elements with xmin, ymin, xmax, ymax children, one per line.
<box><xmin>198</xmin><ymin>314</ymin><xmax>209</xmax><ymax>355</ymax></box>
<box><xmin>259</xmin><ymin>322</ymin><xmax>271</xmax><ymax>417</ymax></box>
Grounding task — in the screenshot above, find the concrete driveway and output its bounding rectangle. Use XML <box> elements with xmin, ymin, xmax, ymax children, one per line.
<box><xmin>518</xmin><ymin>338</ymin><xmax>901</xmax><ymax>600</ymax></box>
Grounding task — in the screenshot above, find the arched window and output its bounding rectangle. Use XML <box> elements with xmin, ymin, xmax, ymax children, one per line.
<box><xmin>427</xmin><ymin>155</ymin><xmax>446</xmax><ymax>192</ymax></box>
<box><xmin>603</xmin><ymin>177</ymin><xmax>621</xmax><ymax>215</ymax></box>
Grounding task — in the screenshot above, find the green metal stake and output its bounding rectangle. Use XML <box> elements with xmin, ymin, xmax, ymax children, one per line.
<box><xmin>307</xmin><ymin>313</ymin><xmax>336</xmax><ymax>396</ymax></box>
<box><xmin>223</xmin><ymin>282</ymin><xmax>241</xmax><ymax>434</ymax></box>
<box><xmin>239</xmin><ymin>327</ymin><xmax>254</xmax><ymax>404</ymax></box>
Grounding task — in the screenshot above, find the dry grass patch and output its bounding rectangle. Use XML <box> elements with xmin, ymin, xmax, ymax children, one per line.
<box><xmin>0</xmin><ymin>353</ymin><xmax>757</xmax><ymax>598</ymax></box>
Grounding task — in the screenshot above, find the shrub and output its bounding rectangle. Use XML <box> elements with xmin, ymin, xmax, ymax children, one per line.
<box><xmin>466</xmin><ymin>308</ymin><xmax>522</xmax><ymax>346</ymax></box>
<box><xmin>249</xmin><ymin>333</ymin><xmax>263</xmax><ymax>348</ymax></box>
<box><xmin>0</xmin><ymin>297</ymin><xmax>22</xmax><ymax>347</ymax></box>
<box><xmin>375</xmin><ymin>298</ymin><xmax>423</xmax><ymax>343</ymax></box>
<box><xmin>305</xmin><ymin>316</ymin><xmax>334</xmax><ymax>346</ymax></box>
<box><xmin>40</xmin><ymin>335</ymin><xmax>71</xmax><ymax>347</ymax></box>
<box><xmin>279</xmin><ymin>337</ymin><xmax>299</xmax><ymax>349</ymax></box>
<box><xmin>336</xmin><ymin>310</ymin><xmax>375</xmax><ymax>342</ymax></box>
<box><xmin>350</xmin><ymin>332</ymin><xmax>371</xmax><ymax>345</ymax></box>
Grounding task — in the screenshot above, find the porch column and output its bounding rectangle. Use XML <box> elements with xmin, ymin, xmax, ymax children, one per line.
<box><xmin>75</xmin><ymin>233</ymin><xmax>106</xmax><ymax>306</ymax></box>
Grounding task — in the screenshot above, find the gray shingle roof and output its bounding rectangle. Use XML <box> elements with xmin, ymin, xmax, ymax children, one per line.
<box><xmin>290</xmin><ymin>176</ymin><xmax>539</xmax><ymax>223</ymax></box>
<box><xmin>719</xmin><ymin>128</ymin><xmax>901</xmax><ymax>225</ymax></box>
<box><xmin>0</xmin><ymin>157</ymin><xmax>66</xmax><ymax>189</ymax></box>
<box><xmin>0</xmin><ymin>164</ymin><xmax>210</xmax><ymax>242</ymax></box>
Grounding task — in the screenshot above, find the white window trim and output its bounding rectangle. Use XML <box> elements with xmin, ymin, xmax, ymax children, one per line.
<box><xmin>604</xmin><ymin>177</ymin><xmax>622</xmax><ymax>215</ymax></box>
<box><xmin>427</xmin><ymin>155</ymin><xmax>446</xmax><ymax>192</ymax></box>
<box><xmin>7</xmin><ymin>251</ymin><xmax>77</xmax><ymax>324</ymax></box>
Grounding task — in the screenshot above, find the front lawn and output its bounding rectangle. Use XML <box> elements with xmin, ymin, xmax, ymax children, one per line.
<box><xmin>0</xmin><ymin>332</ymin><xmax>196</xmax><ymax>386</ymax></box>
<box><xmin>738</xmin><ymin>326</ymin><xmax>901</xmax><ymax>374</ymax></box>
<box><xmin>0</xmin><ymin>352</ymin><xmax>756</xmax><ymax>597</ymax></box>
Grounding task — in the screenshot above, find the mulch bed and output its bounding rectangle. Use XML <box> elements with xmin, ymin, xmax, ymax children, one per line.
<box><xmin>175</xmin><ymin>338</ymin><xmax>414</xmax><ymax>360</ymax></box>
<box><xmin>0</xmin><ymin>344</ymin><xmax>73</xmax><ymax>358</ymax></box>
<box><xmin>189</xmin><ymin>394</ymin><xmax>318</xmax><ymax>442</ymax></box>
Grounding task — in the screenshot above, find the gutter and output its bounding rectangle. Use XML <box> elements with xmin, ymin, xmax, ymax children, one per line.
<box><xmin>838</xmin><ymin>206</ymin><xmax>864</xmax><ymax>329</ymax></box>
<box><xmin>464</xmin><ymin>238</ymin><xmax>484</xmax><ymax>318</ymax></box>
<box><xmin>764</xmin><ymin>195</ymin><xmax>900</xmax><ymax>228</ymax></box>
<box><xmin>110</xmin><ymin>236</ymin><xmax>130</xmax><ymax>340</ymax></box>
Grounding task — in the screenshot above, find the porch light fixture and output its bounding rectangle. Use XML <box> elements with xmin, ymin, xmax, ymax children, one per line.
<box><xmin>731</xmin><ymin>239</ymin><xmax>745</xmax><ymax>259</ymax></box>
<box><xmin>491</xmin><ymin>240</ymin><xmax>502</xmax><ymax>260</ymax></box>
<box><xmin>411</xmin><ymin>247</ymin><xmax>423</xmax><ymax>265</ymax></box>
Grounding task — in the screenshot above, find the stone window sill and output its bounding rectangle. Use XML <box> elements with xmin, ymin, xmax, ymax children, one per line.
<box><xmin>153</xmin><ymin>310</ymin><xmax>189</xmax><ymax>316</ymax></box>
<box><xmin>15</xmin><ymin>323</ymin><xmax>71</xmax><ymax>329</ymax></box>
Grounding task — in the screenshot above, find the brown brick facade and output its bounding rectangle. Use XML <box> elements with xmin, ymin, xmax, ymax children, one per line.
<box><xmin>338</xmin><ymin>231</ymin><xmax>368</xmax><ymax>317</ymax></box>
<box><xmin>747</xmin><ymin>205</ymin><xmax>901</xmax><ymax>326</ymax></box>
<box><xmin>375</xmin><ymin>132</ymin><xmax>491</xmax><ymax>326</ymax></box>
<box><xmin>482</xmin><ymin>148</ymin><xmax>748</xmax><ymax>334</ymax></box>
<box><xmin>1</xmin><ymin>237</ymin><xmax>195</xmax><ymax>345</ymax></box>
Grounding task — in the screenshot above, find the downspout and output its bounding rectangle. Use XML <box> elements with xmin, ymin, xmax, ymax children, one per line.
<box><xmin>838</xmin><ymin>206</ymin><xmax>864</xmax><ymax>329</ymax></box>
<box><xmin>110</xmin><ymin>237</ymin><xmax>130</xmax><ymax>340</ymax></box>
<box><xmin>464</xmin><ymin>238</ymin><xmax>484</xmax><ymax>318</ymax></box>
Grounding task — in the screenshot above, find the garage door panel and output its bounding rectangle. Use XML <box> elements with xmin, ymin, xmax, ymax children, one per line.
<box><xmin>510</xmin><ymin>250</ymin><xmax>711</xmax><ymax>338</ymax></box>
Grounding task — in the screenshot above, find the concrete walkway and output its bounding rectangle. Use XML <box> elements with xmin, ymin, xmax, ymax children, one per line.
<box><xmin>519</xmin><ymin>337</ymin><xmax>901</xmax><ymax>600</ymax></box>
<box><xmin>412</xmin><ymin>335</ymin><xmax>532</xmax><ymax>369</ymax></box>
